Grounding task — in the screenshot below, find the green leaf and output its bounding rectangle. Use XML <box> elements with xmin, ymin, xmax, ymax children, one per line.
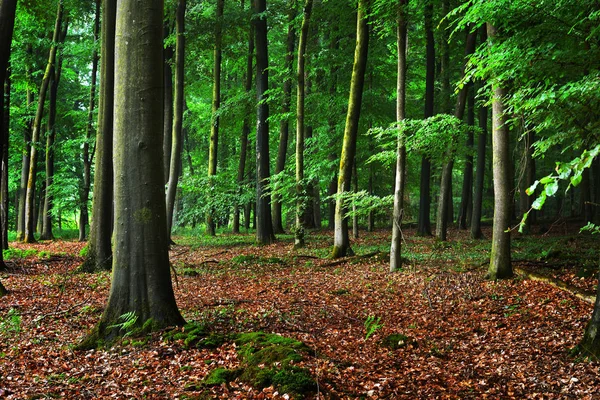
<box><xmin>531</xmin><ymin>191</ymin><xmax>547</xmax><ymax>210</ymax></box>
<box><xmin>525</xmin><ymin>180</ymin><xmax>539</xmax><ymax>196</ymax></box>
<box><xmin>544</xmin><ymin>181</ymin><xmax>558</xmax><ymax>197</ymax></box>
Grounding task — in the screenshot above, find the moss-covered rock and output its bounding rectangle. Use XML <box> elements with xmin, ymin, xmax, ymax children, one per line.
<box><xmin>201</xmin><ymin>367</ymin><xmax>241</xmax><ymax>386</ymax></box>
<box><xmin>272</xmin><ymin>366</ymin><xmax>317</xmax><ymax>397</ymax></box>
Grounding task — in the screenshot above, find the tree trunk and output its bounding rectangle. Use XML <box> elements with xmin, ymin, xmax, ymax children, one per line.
<box><xmin>254</xmin><ymin>0</ymin><xmax>275</xmax><ymax>245</ymax></box>
<box><xmin>206</xmin><ymin>0</ymin><xmax>223</xmax><ymax>236</ymax></box>
<box><xmin>487</xmin><ymin>23</ymin><xmax>512</xmax><ymax>280</ymax></box>
<box><xmin>166</xmin><ymin>0</ymin><xmax>186</xmax><ymax>240</ymax></box>
<box><xmin>580</xmin><ymin>266</ymin><xmax>600</xmax><ymax>359</ymax></box>
<box><xmin>80</xmin><ymin>0</ymin><xmax>184</xmax><ymax>347</ymax></box>
<box><xmin>352</xmin><ymin>160</ymin><xmax>359</xmax><ymax>239</ymax></box>
<box><xmin>332</xmin><ymin>0</ymin><xmax>369</xmax><ymax>258</ymax></box>
<box><xmin>233</xmin><ymin>14</ymin><xmax>254</xmax><ymax>234</ymax></box>
<box><xmin>294</xmin><ymin>0</ymin><xmax>312</xmax><ymax>248</ymax></box>
<box><xmin>24</xmin><ymin>1</ymin><xmax>63</xmax><ymax>243</ymax></box>
<box><xmin>81</xmin><ymin>0</ymin><xmax>116</xmax><ymax>272</ymax></box>
<box><xmin>435</xmin><ymin>29</ymin><xmax>476</xmax><ymax>242</ymax></box>
<box><xmin>390</xmin><ymin>0</ymin><xmax>408</xmax><ymax>273</ymax></box>
<box><xmin>163</xmin><ymin>18</ymin><xmax>174</xmax><ymax>184</ymax></box>
<box><xmin>1</xmin><ymin>72</ymin><xmax>10</xmax><ymax>249</ymax></box>
<box><xmin>272</xmin><ymin>4</ymin><xmax>296</xmax><ymax>234</ymax></box>
<box><xmin>417</xmin><ymin>0</ymin><xmax>434</xmax><ymax>236</ymax></box>
<box><xmin>519</xmin><ymin>128</ymin><xmax>536</xmax><ymax>233</ymax></box>
<box><xmin>458</xmin><ymin>84</ymin><xmax>475</xmax><ymax>230</ymax></box>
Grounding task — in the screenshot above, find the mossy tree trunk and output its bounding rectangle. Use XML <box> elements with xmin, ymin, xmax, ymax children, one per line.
<box><xmin>206</xmin><ymin>0</ymin><xmax>222</xmax><ymax>236</ymax></box>
<box><xmin>417</xmin><ymin>0</ymin><xmax>434</xmax><ymax>237</ymax></box>
<box><xmin>40</xmin><ymin>19</ymin><xmax>68</xmax><ymax>241</ymax></box>
<box><xmin>331</xmin><ymin>0</ymin><xmax>369</xmax><ymax>258</ymax></box>
<box><xmin>435</xmin><ymin>29</ymin><xmax>476</xmax><ymax>242</ymax></box>
<box><xmin>294</xmin><ymin>0</ymin><xmax>312</xmax><ymax>249</ymax></box>
<box><xmin>78</xmin><ymin>1</ymin><xmax>99</xmax><ymax>242</ymax></box>
<box><xmin>233</xmin><ymin>14</ymin><xmax>253</xmax><ymax>234</ymax></box>
<box><xmin>390</xmin><ymin>0</ymin><xmax>408</xmax><ymax>273</ymax></box>
<box><xmin>166</xmin><ymin>0</ymin><xmax>186</xmax><ymax>241</ymax></box>
<box><xmin>273</xmin><ymin>4</ymin><xmax>296</xmax><ymax>234</ymax></box>
<box><xmin>81</xmin><ymin>0</ymin><xmax>184</xmax><ymax>346</ymax></box>
<box><xmin>82</xmin><ymin>0</ymin><xmax>116</xmax><ymax>272</ymax></box>
<box><xmin>24</xmin><ymin>1</ymin><xmax>63</xmax><ymax>244</ymax></box>
<box><xmin>487</xmin><ymin>23</ymin><xmax>513</xmax><ymax>280</ymax></box>
<box><xmin>254</xmin><ymin>0</ymin><xmax>275</xmax><ymax>245</ymax></box>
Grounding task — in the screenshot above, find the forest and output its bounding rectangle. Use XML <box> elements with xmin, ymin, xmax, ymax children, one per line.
<box><xmin>0</xmin><ymin>0</ymin><xmax>599</xmax><ymax>398</ymax></box>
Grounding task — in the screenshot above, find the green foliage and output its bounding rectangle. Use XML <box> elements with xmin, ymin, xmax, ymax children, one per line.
<box><xmin>364</xmin><ymin>315</ymin><xmax>384</xmax><ymax>340</ymax></box>
<box><xmin>107</xmin><ymin>312</ymin><xmax>138</xmax><ymax>338</ymax></box>
<box><xmin>381</xmin><ymin>333</ymin><xmax>415</xmax><ymax>350</ymax></box>
<box><xmin>0</xmin><ymin>308</ymin><xmax>22</xmax><ymax>338</ymax></box>
<box><xmin>202</xmin><ymin>367</ymin><xmax>241</xmax><ymax>386</ymax></box>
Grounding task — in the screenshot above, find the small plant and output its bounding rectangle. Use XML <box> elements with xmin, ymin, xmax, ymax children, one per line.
<box><xmin>0</xmin><ymin>308</ymin><xmax>22</xmax><ymax>338</ymax></box>
<box><xmin>107</xmin><ymin>311</ymin><xmax>138</xmax><ymax>337</ymax></box>
<box><xmin>364</xmin><ymin>315</ymin><xmax>384</xmax><ymax>340</ymax></box>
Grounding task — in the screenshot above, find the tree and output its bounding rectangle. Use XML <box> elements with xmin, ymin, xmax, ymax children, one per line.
<box><xmin>487</xmin><ymin>23</ymin><xmax>512</xmax><ymax>280</ymax></box>
<box><xmin>0</xmin><ymin>0</ymin><xmax>17</xmax><ymax>294</ymax></box>
<box><xmin>254</xmin><ymin>0</ymin><xmax>275</xmax><ymax>245</ymax></box>
<box><xmin>331</xmin><ymin>0</ymin><xmax>369</xmax><ymax>258</ymax></box>
<box><xmin>389</xmin><ymin>0</ymin><xmax>408</xmax><ymax>272</ymax></box>
<box><xmin>81</xmin><ymin>0</ymin><xmax>184</xmax><ymax>346</ymax></box>
<box><xmin>82</xmin><ymin>0</ymin><xmax>116</xmax><ymax>272</ymax></box>
<box><xmin>23</xmin><ymin>1</ymin><xmax>64</xmax><ymax>243</ymax></box>
<box><xmin>294</xmin><ymin>0</ymin><xmax>313</xmax><ymax>248</ymax></box>
<box><xmin>166</xmin><ymin>0</ymin><xmax>186</xmax><ymax>241</ymax></box>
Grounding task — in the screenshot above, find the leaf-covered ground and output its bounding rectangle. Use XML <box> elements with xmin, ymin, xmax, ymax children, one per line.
<box><xmin>0</xmin><ymin>226</ymin><xmax>599</xmax><ymax>399</ymax></box>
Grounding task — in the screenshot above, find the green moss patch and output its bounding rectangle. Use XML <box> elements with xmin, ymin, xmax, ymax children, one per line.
<box><xmin>381</xmin><ymin>333</ymin><xmax>416</xmax><ymax>350</ymax></box>
<box><xmin>201</xmin><ymin>367</ymin><xmax>241</xmax><ymax>386</ymax></box>
<box><xmin>165</xmin><ymin>323</ymin><xmax>228</xmax><ymax>349</ymax></box>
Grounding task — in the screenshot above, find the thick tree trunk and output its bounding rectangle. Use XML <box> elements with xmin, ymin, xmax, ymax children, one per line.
<box><xmin>80</xmin><ymin>0</ymin><xmax>184</xmax><ymax>347</ymax></box>
<box><xmin>390</xmin><ymin>0</ymin><xmax>408</xmax><ymax>272</ymax></box>
<box><xmin>166</xmin><ymin>0</ymin><xmax>186</xmax><ymax>240</ymax></box>
<box><xmin>332</xmin><ymin>0</ymin><xmax>369</xmax><ymax>258</ymax></box>
<box><xmin>417</xmin><ymin>0</ymin><xmax>434</xmax><ymax>236</ymax></box>
<box><xmin>435</xmin><ymin>29</ymin><xmax>476</xmax><ymax>241</ymax></box>
<box><xmin>487</xmin><ymin>24</ymin><xmax>512</xmax><ymax>280</ymax></box>
<box><xmin>206</xmin><ymin>0</ymin><xmax>223</xmax><ymax>236</ymax></box>
<box><xmin>82</xmin><ymin>0</ymin><xmax>116</xmax><ymax>272</ymax></box>
<box><xmin>24</xmin><ymin>1</ymin><xmax>64</xmax><ymax>243</ymax></box>
<box><xmin>254</xmin><ymin>0</ymin><xmax>275</xmax><ymax>245</ymax></box>
<box><xmin>272</xmin><ymin>4</ymin><xmax>296</xmax><ymax>234</ymax></box>
<box><xmin>294</xmin><ymin>0</ymin><xmax>312</xmax><ymax>248</ymax></box>
<box><xmin>233</xmin><ymin>17</ymin><xmax>254</xmax><ymax>234</ymax></box>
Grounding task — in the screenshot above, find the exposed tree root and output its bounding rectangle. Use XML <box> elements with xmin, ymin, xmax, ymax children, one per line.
<box><xmin>514</xmin><ymin>266</ymin><xmax>596</xmax><ymax>304</ymax></box>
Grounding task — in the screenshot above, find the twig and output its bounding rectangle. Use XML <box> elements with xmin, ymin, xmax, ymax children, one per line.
<box><xmin>320</xmin><ymin>251</ymin><xmax>383</xmax><ymax>268</ymax></box>
<box><xmin>33</xmin><ymin>299</ymin><xmax>90</xmax><ymax>323</ymax></box>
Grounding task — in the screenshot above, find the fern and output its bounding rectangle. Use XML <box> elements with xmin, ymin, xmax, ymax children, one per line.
<box><xmin>108</xmin><ymin>312</ymin><xmax>138</xmax><ymax>337</ymax></box>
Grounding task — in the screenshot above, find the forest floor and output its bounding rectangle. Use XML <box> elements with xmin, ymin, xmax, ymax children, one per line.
<box><xmin>0</xmin><ymin>223</ymin><xmax>599</xmax><ymax>399</ymax></box>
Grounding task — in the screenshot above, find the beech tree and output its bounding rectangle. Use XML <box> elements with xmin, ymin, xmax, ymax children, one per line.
<box><xmin>81</xmin><ymin>0</ymin><xmax>184</xmax><ymax>345</ymax></box>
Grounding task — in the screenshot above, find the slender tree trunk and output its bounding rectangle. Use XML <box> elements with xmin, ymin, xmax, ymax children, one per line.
<box><xmin>294</xmin><ymin>0</ymin><xmax>312</xmax><ymax>248</ymax></box>
<box><xmin>206</xmin><ymin>0</ymin><xmax>223</xmax><ymax>236</ymax></box>
<box><xmin>254</xmin><ymin>0</ymin><xmax>275</xmax><ymax>245</ymax></box>
<box><xmin>390</xmin><ymin>0</ymin><xmax>408</xmax><ymax>272</ymax></box>
<box><xmin>81</xmin><ymin>0</ymin><xmax>116</xmax><ymax>272</ymax></box>
<box><xmin>166</xmin><ymin>0</ymin><xmax>186</xmax><ymax>240</ymax></box>
<box><xmin>163</xmin><ymin>18</ymin><xmax>174</xmax><ymax>184</ymax></box>
<box><xmin>458</xmin><ymin>84</ymin><xmax>475</xmax><ymax>230</ymax></box>
<box><xmin>436</xmin><ymin>29</ymin><xmax>476</xmax><ymax>241</ymax></box>
<box><xmin>80</xmin><ymin>0</ymin><xmax>184</xmax><ymax>347</ymax></box>
<box><xmin>331</xmin><ymin>0</ymin><xmax>369</xmax><ymax>258</ymax></box>
<box><xmin>519</xmin><ymin>128</ymin><xmax>535</xmax><ymax>232</ymax></box>
<box><xmin>233</xmin><ymin>14</ymin><xmax>254</xmax><ymax>234</ymax></box>
<box><xmin>24</xmin><ymin>1</ymin><xmax>63</xmax><ymax>243</ymax></box>
<box><xmin>487</xmin><ymin>23</ymin><xmax>512</xmax><ymax>280</ymax></box>
<box><xmin>417</xmin><ymin>0</ymin><xmax>434</xmax><ymax>236</ymax></box>
<box><xmin>351</xmin><ymin>160</ymin><xmax>359</xmax><ymax>239</ymax></box>
<box><xmin>1</xmin><ymin>73</ymin><xmax>10</xmax><ymax>250</ymax></box>
<box><xmin>273</xmin><ymin>4</ymin><xmax>296</xmax><ymax>234</ymax></box>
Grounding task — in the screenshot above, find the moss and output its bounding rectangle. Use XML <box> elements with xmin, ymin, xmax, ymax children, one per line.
<box><xmin>272</xmin><ymin>366</ymin><xmax>317</xmax><ymax>397</ymax></box>
<box><xmin>240</xmin><ymin>366</ymin><xmax>275</xmax><ymax>388</ymax></box>
<box><xmin>133</xmin><ymin>207</ymin><xmax>153</xmax><ymax>224</ymax></box>
<box><xmin>245</xmin><ymin>345</ymin><xmax>303</xmax><ymax>366</ymax></box>
<box><xmin>201</xmin><ymin>367</ymin><xmax>240</xmax><ymax>386</ymax></box>
<box><xmin>381</xmin><ymin>333</ymin><xmax>415</xmax><ymax>350</ymax></box>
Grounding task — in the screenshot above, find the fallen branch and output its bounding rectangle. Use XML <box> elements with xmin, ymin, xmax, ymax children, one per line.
<box><xmin>514</xmin><ymin>266</ymin><xmax>596</xmax><ymax>304</ymax></box>
<box><xmin>33</xmin><ymin>299</ymin><xmax>91</xmax><ymax>323</ymax></box>
<box><xmin>321</xmin><ymin>251</ymin><xmax>384</xmax><ymax>268</ymax></box>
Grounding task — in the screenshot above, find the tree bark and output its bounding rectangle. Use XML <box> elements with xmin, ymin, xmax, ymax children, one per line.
<box><xmin>331</xmin><ymin>0</ymin><xmax>369</xmax><ymax>258</ymax></box>
<box><xmin>163</xmin><ymin>17</ymin><xmax>174</xmax><ymax>184</ymax></box>
<box><xmin>457</xmin><ymin>84</ymin><xmax>475</xmax><ymax>230</ymax></box>
<box><xmin>390</xmin><ymin>0</ymin><xmax>408</xmax><ymax>273</ymax></box>
<box><xmin>487</xmin><ymin>23</ymin><xmax>512</xmax><ymax>280</ymax></box>
<box><xmin>580</xmin><ymin>267</ymin><xmax>600</xmax><ymax>359</ymax></box>
<box><xmin>417</xmin><ymin>0</ymin><xmax>434</xmax><ymax>236</ymax></box>
<box><xmin>272</xmin><ymin>3</ymin><xmax>296</xmax><ymax>234</ymax></box>
<box><xmin>294</xmin><ymin>0</ymin><xmax>312</xmax><ymax>248</ymax></box>
<box><xmin>206</xmin><ymin>0</ymin><xmax>223</xmax><ymax>236</ymax></box>
<box><xmin>518</xmin><ymin>128</ymin><xmax>536</xmax><ymax>233</ymax></box>
<box><xmin>166</xmin><ymin>0</ymin><xmax>186</xmax><ymax>241</ymax></box>
<box><xmin>82</xmin><ymin>0</ymin><xmax>116</xmax><ymax>272</ymax></box>
<box><xmin>1</xmin><ymin>74</ymin><xmax>9</xmax><ymax>250</ymax></box>
<box><xmin>80</xmin><ymin>0</ymin><xmax>184</xmax><ymax>346</ymax></box>
<box><xmin>254</xmin><ymin>0</ymin><xmax>275</xmax><ymax>245</ymax></box>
